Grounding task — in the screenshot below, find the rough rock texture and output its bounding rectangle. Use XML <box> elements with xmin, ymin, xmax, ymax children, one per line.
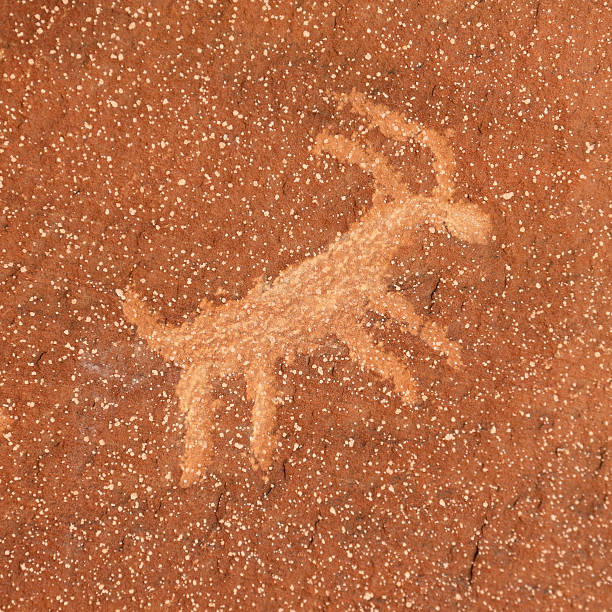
<box><xmin>0</xmin><ymin>1</ymin><xmax>609</xmax><ymax>610</ymax></box>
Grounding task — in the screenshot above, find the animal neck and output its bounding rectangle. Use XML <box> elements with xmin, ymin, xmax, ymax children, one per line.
<box><xmin>326</xmin><ymin>196</ymin><xmax>409</xmax><ymax>260</ymax></box>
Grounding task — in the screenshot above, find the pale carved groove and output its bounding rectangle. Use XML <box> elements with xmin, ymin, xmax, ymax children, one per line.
<box><xmin>122</xmin><ymin>91</ymin><xmax>491</xmax><ymax>487</ymax></box>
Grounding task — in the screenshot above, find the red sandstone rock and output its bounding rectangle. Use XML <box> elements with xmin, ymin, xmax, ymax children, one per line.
<box><xmin>0</xmin><ymin>1</ymin><xmax>609</xmax><ymax>609</ymax></box>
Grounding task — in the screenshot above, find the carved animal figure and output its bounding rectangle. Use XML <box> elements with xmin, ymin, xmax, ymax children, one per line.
<box><xmin>122</xmin><ymin>91</ymin><xmax>491</xmax><ymax>487</ymax></box>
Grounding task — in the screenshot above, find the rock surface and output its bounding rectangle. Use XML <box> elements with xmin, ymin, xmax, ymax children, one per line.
<box><xmin>0</xmin><ymin>1</ymin><xmax>609</xmax><ymax>609</ymax></box>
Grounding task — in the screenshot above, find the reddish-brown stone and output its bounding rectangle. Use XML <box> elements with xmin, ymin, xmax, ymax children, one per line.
<box><xmin>0</xmin><ymin>1</ymin><xmax>609</xmax><ymax>609</ymax></box>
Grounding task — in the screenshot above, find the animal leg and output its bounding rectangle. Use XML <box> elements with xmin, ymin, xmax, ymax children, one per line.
<box><xmin>336</xmin><ymin>315</ymin><xmax>417</xmax><ymax>403</ymax></box>
<box><xmin>176</xmin><ymin>364</ymin><xmax>220</xmax><ymax>487</ymax></box>
<box><xmin>244</xmin><ymin>365</ymin><xmax>282</xmax><ymax>474</ymax></box>
<box><xmin>369</xmin><ymin>292</ymin><xmax>463</xmax><ymax>369</ymax></box>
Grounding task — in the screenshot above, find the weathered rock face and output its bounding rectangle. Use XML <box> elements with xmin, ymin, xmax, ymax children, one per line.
<box><xmin>0</xmin><ymin>1</ymin><xmax>609</xmax><ymax>609</ymax></box>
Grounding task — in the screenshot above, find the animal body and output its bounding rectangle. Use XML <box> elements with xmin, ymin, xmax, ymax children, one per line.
<box><xmin>122</xmin><ymin>91</ymin><xmax>491</xmax><ymax>487</ymax></box>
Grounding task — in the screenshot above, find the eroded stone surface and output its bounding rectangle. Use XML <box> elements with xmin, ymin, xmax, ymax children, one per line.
<box><xmin>123</xmin><ymin>90</ymin><xmax>490</xmax><ymax>487</ymax></box>
<box><xmin>0</xmin><ymin>1</ymin><xmax>609</xmax><ymax>610</ymax></box>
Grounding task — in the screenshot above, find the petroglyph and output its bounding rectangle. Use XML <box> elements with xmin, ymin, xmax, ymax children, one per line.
<box><xmin>122</xmin><ymin>91</ymin><xmax>491</xmax><ymax>487</ymax></box>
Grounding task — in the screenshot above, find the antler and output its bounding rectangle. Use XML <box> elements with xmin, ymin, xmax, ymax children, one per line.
<box><xmin>314</xmin><ymin>90</ymin><xmax>491</xmax><ymax>245</ymax></box>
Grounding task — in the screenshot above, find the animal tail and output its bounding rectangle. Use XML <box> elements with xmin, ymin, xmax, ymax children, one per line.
<box><xmin>120</xmin><ymin>286</ymin><xmax>186</xmax><ymax>363</ymax></box>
